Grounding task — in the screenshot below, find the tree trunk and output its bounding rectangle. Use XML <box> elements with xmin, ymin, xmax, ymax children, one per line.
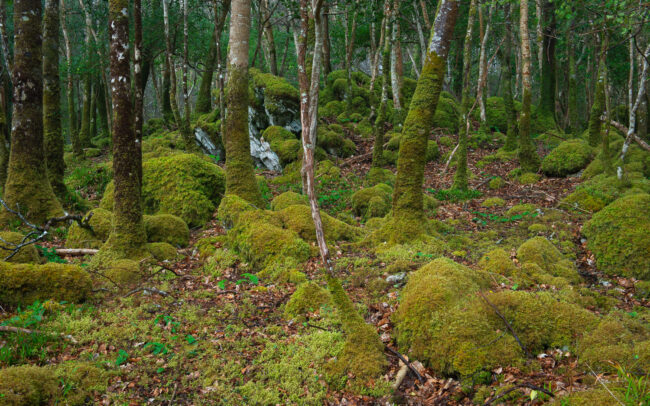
<box><xmin>518</xmin><ymin>0</ymin><xmax>540</xmax><ymax>173</ymax></box>
<box><xmin>78</xmin><ymin>5</ymin><xmax>94</xmax><ymax>149</ymax></box>
<box><xmin>0</xmin><ymin>0</ymin><xmax>12</xmax><ymax>84</ymax></box>
<box><xmin>99</xmin><ymin>0</ymin><xmax>147</xmax><ymax>261</ymax></box>
<box><xmin>588</xmin><ymin>37</ymin><xmax>607</xmax><ymax>147</ymax></box>
<box><xmin>182</xmin><ymin>0</ymin><xmax>190</xmax><ymax>125</ymax></box>
<box><xmin>43</xmin><ymin>0</ymin><xmax>67</xmax><ymax>200</ymax></box>
<box><xmin>224</xmin><ymin>0</ymin><xmax>264</xmax><ymax>206</ymax></box>
<box><xmin>389</xmin><ymin>0</ymin><xmax>459</xmax><ymax>243</ymax></box>
<box><xmin>60</xmin><ymin>1</ymin><xmax>82</xmax><ymax>157</ymax></box>
<box><xmin>134</xmin><ymin>0</ymin><xmax>144</xmax><ymax>185</ymax></box>
<box><xmin>502</xmin><ymin>8</ymin><xmax>517</xmax><ymax>152</ymax></box>
<box><xmin>344</xmin><ymin>2</ymin><xmax>359</xmax><ymax>112</ymax></box>
<box><xmin>567</xmin><ymin>27</ymin><xmax>579</xmax><ymax>134</ymax></box>
<box><xmin>453</xmin><ymin>0</ymin><xmax>478</xmax><ymax>191</ymax></box>
<box><xmin>390</xmin><ymin>0</ymin><xmax>403</xmax><ymax>125</ymax></box>
<box><xmin>261</xmin><ymin>0</ymin><xmax>278</xmax><ymax>75</ymax></box>
<box><xmin>372</xmin><ymin>0</ymin><xmax>392</xmax><ymax>169</ymax></box>
<box><xmin>538</xmin><ymin>0</ymin><xmax>556</xmax><ymax>123</ymax></box>
<box><xmin>322</xmin><ymin>3</ymin><xmax>332</xmax><ymax>76</ymax></box>
<box><xmin>477</xmin><ymin>0</ymin><xmax>495</xmax><ymax>126</ymax></box>
<box><xmin>0</xmin><ymin>84</ymin><xmax>8</xmax><ymax>189</ymax></box>
<box><xmin>369</xmin><ymin>1</ymin><xmax>388</xmax><ymax>93</ymax></box>
<box><xmin>2</xmin><ymin>0</ymin><xmax>63</xmax><ymax>224</ymax></box>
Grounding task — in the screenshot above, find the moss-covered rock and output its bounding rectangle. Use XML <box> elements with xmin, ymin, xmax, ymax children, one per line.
<box><xmin>316</xmin><ymin>160</ymin><xmax>342</xmax><ymax>184</ymax></box>
<box><xmin>103</xmin><ymin>259</ymin><xmax>142</xmax><ymax>286</ymax></box>
<box><xmin>541</xmin><ymin>139</ymin><xmax>594</xmax><ymax>177</ymax></box>
<box><xmin>0</xmin><ymin>365</ymin><xmax>58</xmax><ymax>405</ymax></box>
<box><xmin>53</xmin><ymin>362</ymin><xmax>111</xmax><ymax>405</ymax></box>
<box><xmin>65</xmin><ymin>208</ymin><xmax>113</xmax><ymax>249</ymax></box>
<box><xmin>102</xmin><ymin>153</ymin><xmax>226</xmax><ymax>227</ymax></box>
<box><xmin>277</xmin><ymin>204</ymin><xmax>362</xmax><ymax>243</ymax></box>
<box><xmin>517</xmin><ymin>237</ymin><xmax>581</xmax><ymax>283</ymax></box>
<box><xmin>0</xmin><ymin>262</ymin><xmax>92</xmax><ymax>307</ymax></box>
<box><xmin>351</xmin><ymin>183</ymin><xmax>392</xmax><ymax>220</ymax></box>
<box><xmin>143</xmin><ymin>214</ymin><xmax>190</xmax><ymax>247</ymax></box>
<box><xmin>284</xmin><ymin>281</ymin><xmax>332</xmax><ymax>319</ymax></box>
<box><xmin>488</xmin><ymin>176</ymin><xmax>505</xmax><ymax>190</ymax></box>
<box><xmin>433</xmin><ymin>95</ymin><xmax>460</xmax><ymax>133</ymax></box>
<box><xmin>426</xmin><ymin>140</ymin><xmax>440</xmax><ymax>162</ymax></box>
<box><xmin>146</xmin><ymin>242</ymin><xmax>178</xmax><ymax>261</ymax></box>
<box><xmin>263</xmin><ymin>126</ymin><xmax>301</xmax><ymax>166</ymax></box>
<box><xmin>270</xmin><ymin>191</ymin><xmax>308</xmax><ymax>211</ymax></box>
<box><xmin>583</xmin><ymin>193</ymin><xmax>650</xmax><ymax>280</ymax></box>
<box><xmin>479</xmin><ymin>248</ymin><xmax>516</xmax><ymax>276</ymax></box>
<box><xmin>317</xmin><ymin>126</ymin><xmax>355</xmax><ymax>158</ymax></box>
<box><xmin>517</xmin><ymin>172</ymin><xmax>541</xmax><ymax>185</ymax></box>
<box><xmin>365</xmin><ymin>167</ymin><xmax>395</xmax><ymax>186</ymax></box>
<box><xmin>0</xmin><ymin>231</ymin><xmax>42</xmax><ymax>264</ymax></box>
<box><xmin>562</xmin><ymin>173</ymin><xmax>650</xmax><ymax>213</ymax></box>
<box><xmin>481</xmin><ymin>197</ymin><xmax>506</xmax><ymax>208</ymax></box>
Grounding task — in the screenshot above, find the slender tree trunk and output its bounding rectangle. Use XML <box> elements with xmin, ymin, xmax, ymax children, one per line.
<box><xmin>344</xmin><ymin>2</ymin><xmax>359</xmax><ymax>111</ymax></box>
<box><xmin>369</xmin><ymin>1</ymin><xmax>388</xmax><ymax>92</ymax></box>
<box><xmin>61</xmin><ymin>2</ymin><xmax>82</xmax><ymax>157</ymax></box>
<box><xmin>182</xmin><ymin>0</ymin><xmax>190</xmax><ymax>125</ymax></box>
<box><xmin>588</xmin><ymin>36</ymin><xmax>607</xmax><ymax>147</ymax></box>
<box><xmin>261</xmin><ymin>0</ymin><xmax>278</xmax><ymax>75</ymax></box>
<box><xmin>372</xmin><ymin>0</ymin><xmax>392</xmax><ymax>169</ymax></box>
<box><xmin>535</xmin><ymin>0</ymin><xmax>543</xmax><ymax>73</ymax></box>
<box><xmin>96</xmin><ymin>73</ymin><xmax>109</xmax><ymax>139</ymax></box>
<box><xmin>2</xmin><ymin>0</ymin><xmax>63</xmax><ymax>224</ymax></box>
<box><xmin>390</xmin><ymin>0</ymin><xmax>459</xmax><ymax>242</ymax></box>
<box><xmin>453</xmin><ymin>0</ymin><xmax>478</xmax><ymax>191</ymax></box>
<box><xmin>0</xmin><ymin>83</ymin><xmax>8</xmax><ymax>189</ymax></box>
<box><xmin>43</xmin><ymin>0</ymin><xmax>67</xmax><ymax>199</ymax></box>
<box><xmin>477</xmin><ymin>0</ymin><xmax>495</xmax><ymax>126</ymax></box>
<box><xmin>567</xmin><ymin>28</ymin><xmax>579</xmax><ymax>135</ymax></box>
<box><xmin>0</xmin><ymin>0</ymin><xmax>13</xmax><ymax>85</ymax></box>
<box><xmin>224</xmin><ymin>0</ymin><xmax>264</xmax><ymax>206</ymax></box>
<box><xmin>99</xmin><ymin>0</ymin><xmax>147</xmax><ymax>261</ymax></box>
<box><xmin>538</xmin><ymin>0</ymin><xmax>556</xmax><ymax>122</ymax></box>
<box><xmin>518</xmin><ymin>0</ymin><xmax>540</xmax><ymax>173</ymax></box>
<box><xmin>390</xmin><ymin>0</ymin><xmax>403</xmax><ymax>124</ymax></box>
<box><xmin>134</xmin><ymin>0</ymin><xmax>143</xmax><ymax>185</ymax></box>
<box><xmin>420</xmin><ymin>0</ymin><xmax>431</xmax><ymax>30</ymax></box>
<box><xmin>502</xmin><ymin>9</ymin><xmax>518</xmax><ymax>151</ymax></box>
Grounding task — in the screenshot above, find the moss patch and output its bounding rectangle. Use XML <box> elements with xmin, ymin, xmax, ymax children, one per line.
<box><xmin>144</xmin><ymin>214</ymin><xmax>190</xmax><ymax>247</ymax></box>
<box><xmin>270</xmin><ymin>191</ymin><xmax>308</xmax><ymax>211</ymax></box>
<box><xmin>351</xmin><ymin>183</ymin><xmax>392</xmax><ymax>220</ymax></box>
<box><xmin>66</xmin><ymin>208</ymin><xmax>113</xmax><ymax>249</ymax></box>
<box><xmin>0</xmin><ymin>231</ymin><xmax>42</xmax><ymax>264</ymax></box>
<box><xmin>541</xmin><ymin>139</ymin><xmax>594</xmax><ymax>177</ymax></box>
<box><xmin>284</xmin><ymin>281</ymin><xmax>332</xmax><ymax>319</ymax></box>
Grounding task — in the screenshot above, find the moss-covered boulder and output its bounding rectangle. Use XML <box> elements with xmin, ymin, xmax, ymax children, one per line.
<box><xmin>479</xmin><ymin>248</ymin><xmax>516</xmax><ymax>276</ymax></box>
<box><xmin>284</xmin><ymin>281</ymin><xmax>332</xmax><ymax>319</ymax></box>
<box><xmin>263</xmin><ymin>126</ymin><xmax>301</xmax><ymax>166</ymax></box>
<box><xmin>433</xmin><ymin>94</ymin><xmax>460</xmax><ymax>133</ymax></box>
<box><xmin>65</xmin><ymin>208</ymin><xmax>113</xmax><ymax>249</ymax></box>
<box><xmin>562</xmin><ymin>173</ymin><xmax>650</xmax><ymax>213</ymax></box>
<box><xmin>277</xmin><ymin>204</ymin><xmax>362</xmax><ymax>242</ymax></box>
<box><xmin>270</xmin><ymin>191</ymin><xmax>308</xmax><ymax>211</ymax></box>
<box><xmin>351</xmin><ymin>183</ymin><xmax>392</xmax><ymax>220</ymax></box>
<box><xmin>249</xmin><ymin>68</ymin><xmax>300</xmax><ymax>130</ymax></box>
<box><xmin>103</xmin><ymin>259</ymin><xmax>143</xmax><ymax>286</ymax></box>
<box><xmin>0</xmin><ymin>231</ymin><xmax>42</xmax><ymax>264</ymax></box>
<box><xmin>541</xmin><ymin>139</ymin><xmax>594</xmax><ymax>177</ymax></box>
<box><xmin>102</xmin><ymin>154</ymin><xmax>226</xmax><ymax>227</ymax></box>
<box><xmin>146</xmin><ymin>242</ymin><xmax>178</xmax><ymax>261</ymax></box>
<box><xmin>517</xmin><ymin>237</ymin><xmax>580</xmax><ymax>283</ymax></box>
<box><xmin>0</xmin><ymin>262</ymin><xmax>92</xmax><ymax>307</ymax></box>
<box><xmin>144</xmin><ymin>214</ymin><xmax>190</xmax><ymax>247</ymax></box>
<box><xmin>316</xmin><ymin>125</ymin><xmax>356</xmax><ymax>158</ymax></box>
<box><xmin>583</xmin><ymin>193</ymin><xmax>650</xmax><ymax>280</ymax></box>
<box><xmin>0</xmin><ymin>365</ymin><xmax>59</xmax><ymax>405</ymax></box>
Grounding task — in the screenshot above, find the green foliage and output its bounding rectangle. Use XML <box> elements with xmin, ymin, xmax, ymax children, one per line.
<box><xmin>427</xmin><ymin>188</ymin><xmax>482</xmax><ymax>202</ymax></box>
<box><xmin>0</xmin><ymin>301</ymin><xmax>52</xmax><ymax>365</ymax></box>
<box><xmin>64</xmin><ymin>163</ymin><xmax>112</xmax><ymax>196</ymax></box>
<box><xmin>284</xmin><ymin>282</ymin><xmax>332</xmax><ymax>319</ymax></box>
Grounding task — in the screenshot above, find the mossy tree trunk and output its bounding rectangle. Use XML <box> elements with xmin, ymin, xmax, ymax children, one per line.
<box><xmin>260</xmin><ymin>0</ymin><xmax>278</xmax><ymax>76</ymax></box>
<box><xmin>391</xmin><ymin>0</ymin><xmax>459</xmax><ymax>230</ymax></box>
<box><xmin>43</xmin><ymin>0</ymin><xmax>67</xmax><ymax>200</ymax></box>
<box><xmin>61</xmin><ymin>1</ymin><xmax>82</xmax><ymax>157</ymax></box>
<box><xmin>501</xmin><ymin>10</ymin><xmax>518</xmax><ymax>152</ymax></box>
<box><xmin>134</xmin><ymin>0</ymin><xmax>144</xmax><ymax>185</ymax></box>
<box><xmin>322</xmin><ymin>3</ymin><xmax>332</xmax><ymax>76</ymax></box>
<box><xmin>100</xmin><ymin>0</ymin><xmax>147</xmax><ymax>260</ymax></box>
<box><xmin>195</xmin><ymin>23</ymin><xmax>218</xmax><ymax>115</ymax></box>
<box><xmin>452</xmin><ymin>0</ymin><xmax>477</xmax><ymax>191</ymax></box>
<box><xmin>96</xmin><ymin>73</ymin><xmax>109</xmax><ymax>139</ymax></box>
<box><xmin>390</xmin><ymin>0</ymin><xmax>404</xmax><ymax>125</ymax></box>
<box><xmin>0</xmin><ymin>81</ymin><xmax>9</xmax><ymax>189</ymax></box>
<box><xmin>2</xmin><ymin>0</ymin><xmax>63</xmax><ymax>224</ymax></box>
<box><xmin>369</xmin><ymin>0</ymin><xmax>388</xmax><ymax>93</ymax></box>
<box><xmin>567</xmin><ymin>27</ymin><xmax>579</xmax><ymax>135</ymax></box>
<box><xmin>344</xmin><ymin>2</ymin><xmax>359</xmax><ymax>112</ymax></box>
<box><xmin>182</xmin><ymin>0</ymin><xmax>190</xmax><ymax>127</ymax></box>
<box><xmin>517</xmin><ymin>0</ymin><xmax>540</xmax><ymax>173</ymax></box>
<box><xmin>537</xmin><ymin>0</ymin><xmax>556</xmax><ymax>125</ymax></box>
<box><xmin>588</xmin><ymin>37</ymin><xmax>607</xmax><ymax>147</ymax></box>
<box><xmin>371</xmin><ymin>1</ymin><xmax>392</xmax><ymax>169</ymax></box>
<box><xmin>78</xmin><ymin>12</ymin><xmax>94</xmax><ymax>149</ymax></box>
<box><xmin>224</xmin><ymin>0</ymin><xmax>264</xmax><ymax>207</ymax></box>
<box><xmin>477</xmin><ymin>0</ymin><xmax>495</xmax><ymax>128</ymax></box>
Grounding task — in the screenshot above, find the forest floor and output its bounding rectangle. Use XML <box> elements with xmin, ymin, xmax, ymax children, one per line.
<box><xmin>1</xmin><ymin>131</ymin><xmax>648</xmax><ymax>405</ymax></box>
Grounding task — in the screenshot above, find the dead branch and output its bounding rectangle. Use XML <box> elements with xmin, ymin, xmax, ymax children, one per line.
<box><xmin>604</xmin><ymin>117</ymin><xmax>650</xmax><ymax>152</ymax></box>
<box><xmin>386</xmin><ymin>346</ymin><xmax>425</xmax><ymax>383</ymax></box>
<box><xmin>124</xmin><ymin>287</ymin><xmax>170</xmax><ymax>298</ymax></box>
<box><xmin>478</xmin><ymin>291</ymin><xmax>533</xmax><ymax>359</ymax></box>
<box><xmin>0</xmin><ymin>325</ymin><xmax>78</xmax><ymax>344</ymax></box>
<box><xmin>55</xmin><ymin>248</ymin><xmax>99</xmax><ymax>256</ymax></box>
<box><xmin>483</xmin><ymin>382</ymin><xmax>554</xmax><ymax>405</ymax></box>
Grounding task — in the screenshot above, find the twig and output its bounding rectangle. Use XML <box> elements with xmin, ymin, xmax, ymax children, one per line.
<box><xmin>0</xmin><ymin>325</ymin><xmax>78</xmax><ymax>344</ymax></box>
<box><xmin>483</xmin><ymin>382</ymin><xmax>554</xmax><ymax>405</ymax></box>
<box><xmin>585</xmin><ymin>362</ymin><xmax>625</xmax><ymax>406</ymax></box>
<box><xmin>392</xmin><ymin>363</ymin><xmax>409</xmax><ymax>390</ymax></box>
<box><xmin>442</xmin><ymin>142</ymin><xmax>461</xmax><ymax>174</ymax></box>
<box><xmin>305</xmin><ymin>323</ymin><xmax>330</xmax><ymax>331</ymax></box>
<box><xmin>124</xmin><ymin>287</ymin><xmax>170</xmax><ymax>297</ymax></box>
<box><xmin>478</xmin><ymin>291</ymin><xmax>533</xmax><ymax>359</ymax></box>
<box><xmin>386</xmin><ymin>346</ymin><xmax>424</xmax><ymax>383</ymax></box>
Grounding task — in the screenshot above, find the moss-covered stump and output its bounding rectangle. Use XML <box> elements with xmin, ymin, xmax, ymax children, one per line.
<box><xmin>146</xmin><ymin>242</ymin><xmax>178</xmax><ymax>261</ymax></box>
<box><xmin>270</xmin><ymin>191</ymin><xmax>308</xmax><ymax>211</ymax></box>
<box><xmin>351</xmin><ymin>183</ymin><xmax>392</xmax><ymax>220</ymax></box>
<box><xmin>583</xmin><ymin>193</ymin><xmax>650</xmax><ymax>280</ymax></box>
<box><xmin>102</xmin><ymin>153</ymin><xmax>226</xmax><ymax>227</ymax></box>
<box><xmin>66</xmin><ymin>208</ymin><xmax>113</xmax><ymax>249</ymax></box>
<box><xmin>277</xmin><ymin>204</ymin><xmax>362</xmax><ymax>243</ymax></box>
<box><xmin>0</xmin><ymin>262</ymin><xmax>92</xmax><ymax>307</ymax></box>
<box><xmin>0</xmin><ymin>231</ymin><xmax>42</xmax><ymax>263</ymax></box>
<box><xmin>284</xmin><ymin>281</ymin><xmax>332</xmax><ymax>319</ymax></box>
<box><xmin>144</xmin><ymin>214</ymin><xmax>190</xmax><ymax>247</ymax></box>
<box><xmin>541</xmin><ymin>139</ymin><xmax>594</xmax><ymax>177</ymax></box>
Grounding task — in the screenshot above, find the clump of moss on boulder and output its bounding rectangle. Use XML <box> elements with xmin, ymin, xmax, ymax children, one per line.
<box><xmin>65</xmin><ymin>208</ymin><xmax>113</xmax><ymax>249</ymax></box>
<box><xmin>541</xmin><ymin>139</ymin><xmax>594</xmax><ymax>177</ymax></box>
<box><xmin>277</xmin><ymin>204</ymin><xmax>362</xmax><ymax>242</ymax></box>
<box><xmin>102</xmin><ymin>259</ymin><xmax>143</xmax><ymax>287</ymax></box>
<box><xmin>284</xmin><ymin>281</ymin><xmax>332</xmax><ymax>319</ymax></box>
<box><xmin>263</xmin><ymin>126</ymin><xmax>301</xmax><ymax>166</ymax></box>
<box><xmin>143</xmin><ymin>214</ymin><xmax>190</xmax><ymax>247</ymax></box>
<box><xmin>270</xmin><ymin>191</ymin><xmax>308</xmax><ymax>211</ymax></box>
<box><xmin>0</xmin><ymin>262</ymin><xmax>92</xmax><ymax>307</ymax></box>
<box><xmin>583</xmin><ymin>193</ymin><xmax>650</xmax><ymax>280</ymax></box>
<box><xmin>101</xmin><ymin>153</ymin><xmax>226</xmax><ymax>227</ymax></box>
<box><xmin>0</xmin><ymin>231</ymin><xmax>42</xmax><ymax>263</ymax></box>
<box><xmin>562</xmin><ymin>173</ymin><xmax>650</xmax><ymax>213</ymax></box>
<box><xmin>0</xmin><ymin>365</ymin><xmax>59</xmax><ymax>405</ymax></box>
<box><xmin>516</xmin><ymin>237</ymin><xmax>581</xmax><ymax>283</ymax></box>
<box><xmin>479</xmin><ymin>248</ymin><xmax>516</xmax><ymax>276</ymax></box>
<box><xmin>351</xmin><ymin>183</ymin><xmax>392</xmax><ymax>220</ymax></box>
<box><xmin>146</xmin><ymin>242</ymin><xmax>178</xmax><ymax>261</ymax></box>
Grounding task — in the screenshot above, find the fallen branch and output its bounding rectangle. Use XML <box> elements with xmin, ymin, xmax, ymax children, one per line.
<box><xmin>386</xmin><ymin>346</ymin><xmax>424</xmax><ymax>383</ymax></box>
<box><xmin>585</xmin><ymin>362</ymin><xmax>625</xmax><ymax>406</ymax></box>
<box><xmin>0</xmin><ymin>325</ymin><xmax>78</xmax><ymax>344</ymax></box>
<box><xmin>483</xmin><ymin>382</ymin><xmax>554</xmax><ymax>405</ymax></box>
<box><xmin>124</xmin><ymin>287</ymin><xmax>170</xmax><ymax>297</ymax></box>
<box><xmin>392</xmin><ymin>363</ymin><xmax>409</xmax><ymax>390</ymax></box>
<box><xmin>604</xmin><ymin>118</ymin><xmax>650</xmax><ymax>152</ymax></box>
<box><xmin>478</xmin><ymin>291</ymin><xmax>533</xmax><ymax>359</ymax></box>
<box><xmin>55</xmin><ymin>248</ymin><xmax>99</xmax><ymax>256</ymax></box>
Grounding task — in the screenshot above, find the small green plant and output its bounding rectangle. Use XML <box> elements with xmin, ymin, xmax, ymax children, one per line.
<box><xmin>144</xmin><ymin>341</ymin><xmax>170</xmax><ymax>356</ymax></box>
<box><xmin>37</xmin><ymin>245</ymin><xmax>67</xmax><ymax>264</ymax></box>
<box><xmin>154</xmin><ymin>315</ymin><xmax>180</xmax><ymax>333</ymax></box>
<box><xmin>236</xmin><ymin>273</ymin><xmax>259</xmax><ymax>286</ymax></box>
<box><xmin>0</xmin><ymin>301</ymin><xmax>52</xmax><ymax>365</ymax></box>
<box><xmin>427</xmin><ymin>188</ymin><xmax>482</xmax><ymax>202</ymax></box>
<box><xmin>471</xmin><ymin>210</ymin><xmax>539</xmax><ymax>226</ymax></box>
<box><xmin>115</xmin><ymin>349</ymin><xmax>129</xmax><ymax>366</ymax></box>
<box><xmin>64</xmin><ymin>165</ymin><xmax>112</xmax><ymax>195</ymax></box>
<box><xmin>614</xmin><ymin>363</ymin><xmax>650</xmax><ymax>405</ymax></box>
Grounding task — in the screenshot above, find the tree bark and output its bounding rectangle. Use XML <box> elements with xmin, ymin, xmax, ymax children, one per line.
<box><xmin>538</xmin><ymin>0</ymin><xmax>556</xmax><ymax>122</ymax></box>
<box><xmin>261</xmin><ymin>0</ymin><xmax>278</xmax><ymax>75</ymax></box>
<box><xmin>100</xmin><ymin>0</ymin><xmax>147</xmax><ymax>260</ymax></box>
<box><xmin>477</xmin><ymin>0</ymin><xmax>496</xmax><ymax>126</ymax></box>
<box><xmin>43</xmin><ymin>0</ymin><xmax>67</xmax><ymax>200</ymax></box>
<box><xmin>518</xmin><ymin>0</ymin><xmax>540</xmax><ymax>173</ymax></box>
<box><xmin>390</xmin><ymin>0</ymin><xmax>403</xmax><ymax>124</ymax></box>
<box><xmin>224</xmin><ymin>0</ymin><xmax>264</xmax><ymax>206</ymax></box>
<box><xmin>134</xmin><ymin>0</ymin><xmax>144</xmax><ymax>185</ymax></box>
<box><xmin>390</xmin><ymin>0</ymin><xmax>459</xmax><ymax>241</ymax></box>
<box><xmin>372</xmin><ymin>0</ymin><xmax>392</xmax><ymax>169</ymax></box>
<box><xmin>60</xmin><ymin>1</ymin><xmax>81</xmax><ymax>157</ymax></box>
<box><xmin>2</xmin><ymin>0</ymin><xmax>63</xmax><ymax>225</ymax></box>
<box><xmin>567</xmin><ymin>26</ymin><xmax>579</xmax><ymax>134</ymax></box>
<box><xmin>588</xmin><ymin>36</ymin><xmax>607</xmax><ymax>147</ymax></box>
<box><xmin>502</xmin><ymin>7</ymin><xmax>518</xmax><ymax>151</ymax></box>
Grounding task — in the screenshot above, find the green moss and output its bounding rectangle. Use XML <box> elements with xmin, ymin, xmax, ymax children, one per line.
<box><xmin>270</xmin><ymin>191</ymin><xmax>308</xmax><ymax>211</ymax></box>
<box><xmin>102</xmin><ymin>258</ymin><xmax>142</xmax><ymax>287</ymax></box>
<box><xmin>488</xmin><ymin>177</ymin><xmax>505</xmax><ymax>190</ymax></box>
<box><xmin>0</xmin><ymin>365</ymin><xmax>58</xmax><ymax>405</ymax></box>
<box><xmin>365</xmin><ymin>167</ymin><xmax>395</xmax><ymax>186</ymax></box>
<box><xmin>284</xmin><ymin>281</ymin><xmax>332</xmax><ymax>319</ymax></box>
<box><xmin>319</xmin><ymin>100</ymin><xmax>345</xmax><ymax>118</ymax></box>
<box><xmin>517</xmin><ymin>172</ymin><xmax>541</xmax><ymax>185</ymax></box>
<box><xmin>541</xmin><ymin>139</ymin><xmax>594</xmax><ymax>177</ymax></box>
<box><xmin>481</xmin><ymin>197</ymin><xmax>506</xmax><ymax>208</ymax></box>
<box><xmin>316</xmin><ymin>160</ymin><xmax>342</xmax><ymax>184</ymax></box>
<box><xmin>506</xmin><ymin>204</ymin><xmax>537</xmax><ymax>216</ymax></box>
<box><xmin>426</xmin><ymin>140</ymin><xmax>440</xmax><ymax>162</ymax></box>
<box><xmin>54</xmin><ymin>362</ymin><xmax>111</xmax><ymax>405</ymax></box>
<box><xmin>528</xmin><ymin>223</ymin><xmax>548</xmax><ymax>234</ymax></box>
<box><xmin>146</xmin><ymin>242</ymin><xmax>178</xmax><ymax>261</ymax></box>
<box><xmin>583</xmin><ymin>193</ymin><xmax>650</xmax><ymax>280</ymax></box>
<box><xmin>479</xmin><ymin>248</ymin><xmax>516</xmax><ymax>276</ymax></box>
<box><xmin>0</xmin><ymin>262</ymin><xmax>92</xmax><ymax>307</ymax></box>
<box><xmin>249</xmin><ymin>68</ymin><xmax>299</xmax><ymax>116</ymax></box>
<box><xmin>66</xmin><ymin>208</ymin><xmax>113</xmax><ymax>250</ymax></box>
<box><xmin>0</xmin><ymin>231</ymin><xmax>42</xmax><ymax>264</ymax></box>
<box><xmin>433</xmin><ymin>96</ymin><xmax>460</xmax><ymax>133</ymax></box>
<box><xmin>562</xmin><ymin>173</ymin><xmax>650</xmax><ymax>213</ymax></box>
<box><xmin>317</xmin><ymin>127</ymin><xmax>356</xmax><ymax>158</ymax></box>
<box><xmin>277</xmin><ymin>205</ymin><xmax>362</xmax><ymax>243</ymax></box>
<box><xmin>351</xmin><ymin>183</ymin><xmax>392</xmax><ymax>220</ymax></box>
<box><xmin>143</xmin><ymin>214</ymin><xmax>190</xmax><ymax>247</ymax></box>
<box><xmin>262</xmin><ymin>126</ymin><xmax>300</xmax><ymax>166</ymax></box>
<box><xmin>439</xmin><ymin>136</ymin><xmax>455</xmax><ymax>147</ymax></box>
<box><xmin>517</xmin><ymin>237</ymin><xmax>581</xmax><ymax>283</ymax></box>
